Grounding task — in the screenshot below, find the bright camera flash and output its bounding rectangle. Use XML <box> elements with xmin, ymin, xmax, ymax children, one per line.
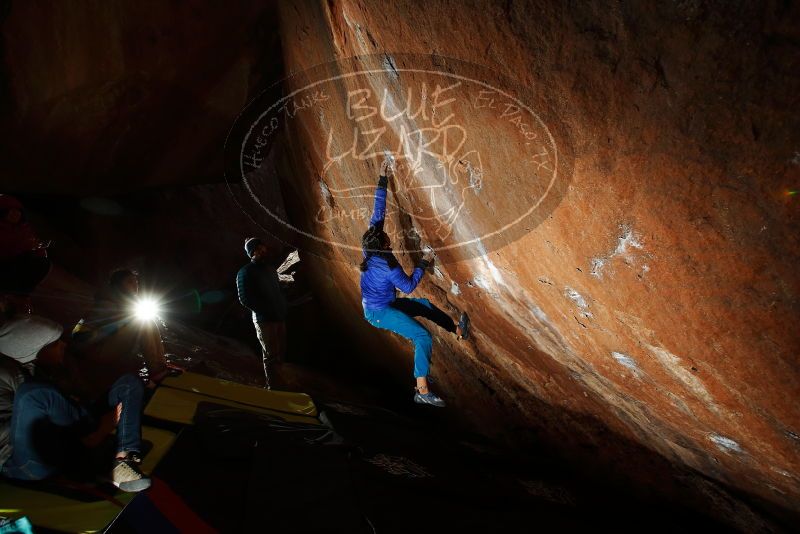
<box><xmin>133</xmin><ymin>297</ymin><xmax>160</xmax><ymax>321</ymax></box>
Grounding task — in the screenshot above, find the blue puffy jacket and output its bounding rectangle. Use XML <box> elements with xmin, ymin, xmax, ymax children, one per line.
<box><xmin>360</xmin><ymin>175</ymin><xmax>429</xmax><ymax>311</ymax></box>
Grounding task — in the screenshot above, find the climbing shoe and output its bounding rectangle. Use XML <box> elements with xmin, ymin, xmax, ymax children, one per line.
<box><xmin>457</xmin><ymin>311</ymin><xmax>471</xmax><ymax>340</ymax></box>
<box><xmin>112</xmin><ymin>457</ymin><xmax>151</xmax><ymax>492</ymax></box>
<box><xmin>414</xmin><ymin>389</ymin><xmax>446</xmax><ymax>408</ymax></box>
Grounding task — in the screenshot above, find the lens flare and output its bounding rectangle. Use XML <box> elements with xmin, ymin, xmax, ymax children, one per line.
<box><xmin>133</xmin><ymin>297</ymin><xmax>161</xmax><ymax>321</ymax></box>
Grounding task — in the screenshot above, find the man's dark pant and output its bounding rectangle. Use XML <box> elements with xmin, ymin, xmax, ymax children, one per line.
<box><xmin>254</xmin><ymin>320</ymin><xmax>286</xmax><ymax>389</ymax></box>
<box><xmin>2</xmin><ymin>374</ymin><xmax>144</xmax><ymax>480</ymax></box>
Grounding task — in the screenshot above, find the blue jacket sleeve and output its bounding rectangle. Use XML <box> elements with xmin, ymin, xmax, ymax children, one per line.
<box><xmin>369</xmin><ymin>175</ymin><xmax>389</xmax><ymax>229</ymax></box>
<box><xmin>387</xmin><ymin>259</ymin><xmax>430</xmax><ymax>294</ymax></box>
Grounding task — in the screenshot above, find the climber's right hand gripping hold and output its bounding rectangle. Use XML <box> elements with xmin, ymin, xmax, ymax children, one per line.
<box><xmin>380</xmin><ymin>157</ymin><xmax>395</xmax><ymax>180</ymax></box>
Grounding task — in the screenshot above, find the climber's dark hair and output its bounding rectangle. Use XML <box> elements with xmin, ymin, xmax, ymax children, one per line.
<box><xmin>360</xmin><ymin>226</ymin><xmax>398</xmax><ymax>271</ymax></box>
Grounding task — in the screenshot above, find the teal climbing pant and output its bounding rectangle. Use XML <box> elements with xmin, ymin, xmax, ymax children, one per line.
<box><xmin>364</xmin><ymin>298</ymin><xmax>455</xmax><ymax>378</ymax></box>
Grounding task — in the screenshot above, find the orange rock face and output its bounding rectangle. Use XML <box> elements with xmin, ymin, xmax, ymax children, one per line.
<box><xmin>229</xmin><ymin>0</ymin><xmax>800</xmax><ymax>524</ymax></box>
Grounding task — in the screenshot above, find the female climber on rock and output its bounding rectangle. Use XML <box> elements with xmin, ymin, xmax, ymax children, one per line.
<box><xmin>360</xmin><ymin>157</ymin><xmax>470</xmax><ymax>408</ymax></box>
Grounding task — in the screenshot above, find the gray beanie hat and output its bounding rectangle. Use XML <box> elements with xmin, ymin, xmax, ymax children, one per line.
<box><xmin>0</xmin><ymin>315</ymin><xmax>63</xmax><ymax>364</ymax></box>
<box><xmin>244</xmin><ymin>237</ymin><xmax>263</xmax><ymax>258</ymax></box>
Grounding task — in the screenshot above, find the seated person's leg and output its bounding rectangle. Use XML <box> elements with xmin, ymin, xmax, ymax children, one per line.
<box><xmin>106</xmin><ymin>374</ymin><xmax>144</xmax><ymax>457</ymax></box>
<box><xmin>131</xmin><ymin>320</ymin><xmax>169</xmax><ymax>382</ymax></box>
<box><xmin>106</xmin><ymin>374</ymin><xmax>150</xmax><ymax>492</ymax></box>
<box><xmin>3</xmin><ymin>381</ymin><xmax>90</xmax><ymax>480</ymax></box>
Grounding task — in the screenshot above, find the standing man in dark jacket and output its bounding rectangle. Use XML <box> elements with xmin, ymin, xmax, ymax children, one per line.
<box><xmin>237</xmin><ymin>238</ymin><xmax>288</xmax><ymax>389</ymax></box>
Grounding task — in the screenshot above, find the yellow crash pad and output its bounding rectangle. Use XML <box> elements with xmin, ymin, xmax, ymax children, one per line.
<box><xmin>157</xmin><ymin>371</ymin><xmax>317</xmax><ymax>417</ymax></box>
<box><xmin>145</xmin><ymin>384</ymin><xmax>322</xmax><ymax>426</ymax></box>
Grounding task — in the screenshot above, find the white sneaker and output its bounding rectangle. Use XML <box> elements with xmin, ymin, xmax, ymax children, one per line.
<box><xmin>112</xmin><ymin>458</ymin><xmax>151</xmax><ymax>492</ymax></box>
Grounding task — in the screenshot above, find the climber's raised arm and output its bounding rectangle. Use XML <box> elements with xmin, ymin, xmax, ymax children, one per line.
<box><xmin>368</xmin><ymin>158</ymin><xmax>394</xmax><ymax>231</ymax></box>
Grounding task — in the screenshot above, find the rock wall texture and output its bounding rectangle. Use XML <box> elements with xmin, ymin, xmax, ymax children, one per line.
<box><xmin>0</xmin><ymin>0</ymin><xmax>281</xmax><ymax>194</ymax></box>
<box><xmin>262</xmin><ymin>0</ymin><xmax>800</xmax><ymax>526</ymax></box>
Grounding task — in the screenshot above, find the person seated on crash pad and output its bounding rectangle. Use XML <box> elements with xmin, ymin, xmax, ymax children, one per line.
<box><xmin>72</xmin><ymin>268</ymin><xmax>170</xmax><ymax>385</ymax></box>
<box><xmin>0</xmin><ymin>315</ymin><xmax>151</xmax><ymax>492</ymax></box>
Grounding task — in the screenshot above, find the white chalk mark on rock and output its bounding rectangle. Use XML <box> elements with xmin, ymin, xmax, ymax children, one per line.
<box><xmin>709</xmin><ymin>434</ymin><xmax>743</xmax><ymax>454</ymax></box>
<box><xmin>465</xmin><ymin>239</ymin><xmax>503</xmax><ymax>298</ymax></box>
<box><xmin>564</xmin><ymin>287</ymin><xmax>593</xmax><ymax>318</ymax></box>
<box><xmin>770</xmin><ymin>467</ymin><xmax>797</xmax><ymax>480</ymax></box>
<box><xmin>615</xmin><ymin>226</ymin><xmax>644</xmax><ymax>256</ymax></box>
<box><xmin>319</xmin><ymin>180</ymin><xmax>333</xmax><ymax>206</ymax></box>
<box><xmin>530</xmin><ymin>305</ymin><xmax>551</xmax><ymax>325</ymax></box>
<box><xmin>473</xmin><ymin>275</ymin><xmax>491</xmax><ymax>291</ymax></box>
<box><xmin>450</xmin><ymin>281</ymin><xmax>461</xmax><ymax>295</ymax></box>
<box><xmin>383</xmin><ymin>54</ymin><xmax>399</xmax><ymax>81</ymax></box>
<box><xmin>611</xmin><ymin>351</ymin><xmax>641</xmax><ymax>375</ymax></box>
<box><xmin>476</xmin><ymin>240</ymin><xmax>505</xmax><ymax>285</ymax></box>
<box><xmin>590</xmin><ymin>258</ymin><xmax>606</xmax><ymax>278</ymax></box>
<box><xmin>591</xmin><ymin>225</ymin><xmax>645</xmax><ymax>279</ymax></box>
<box><xmin>646</xmin><ymin>344</ymin><xmax>719</xmax><ymax>413</ymax></box>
